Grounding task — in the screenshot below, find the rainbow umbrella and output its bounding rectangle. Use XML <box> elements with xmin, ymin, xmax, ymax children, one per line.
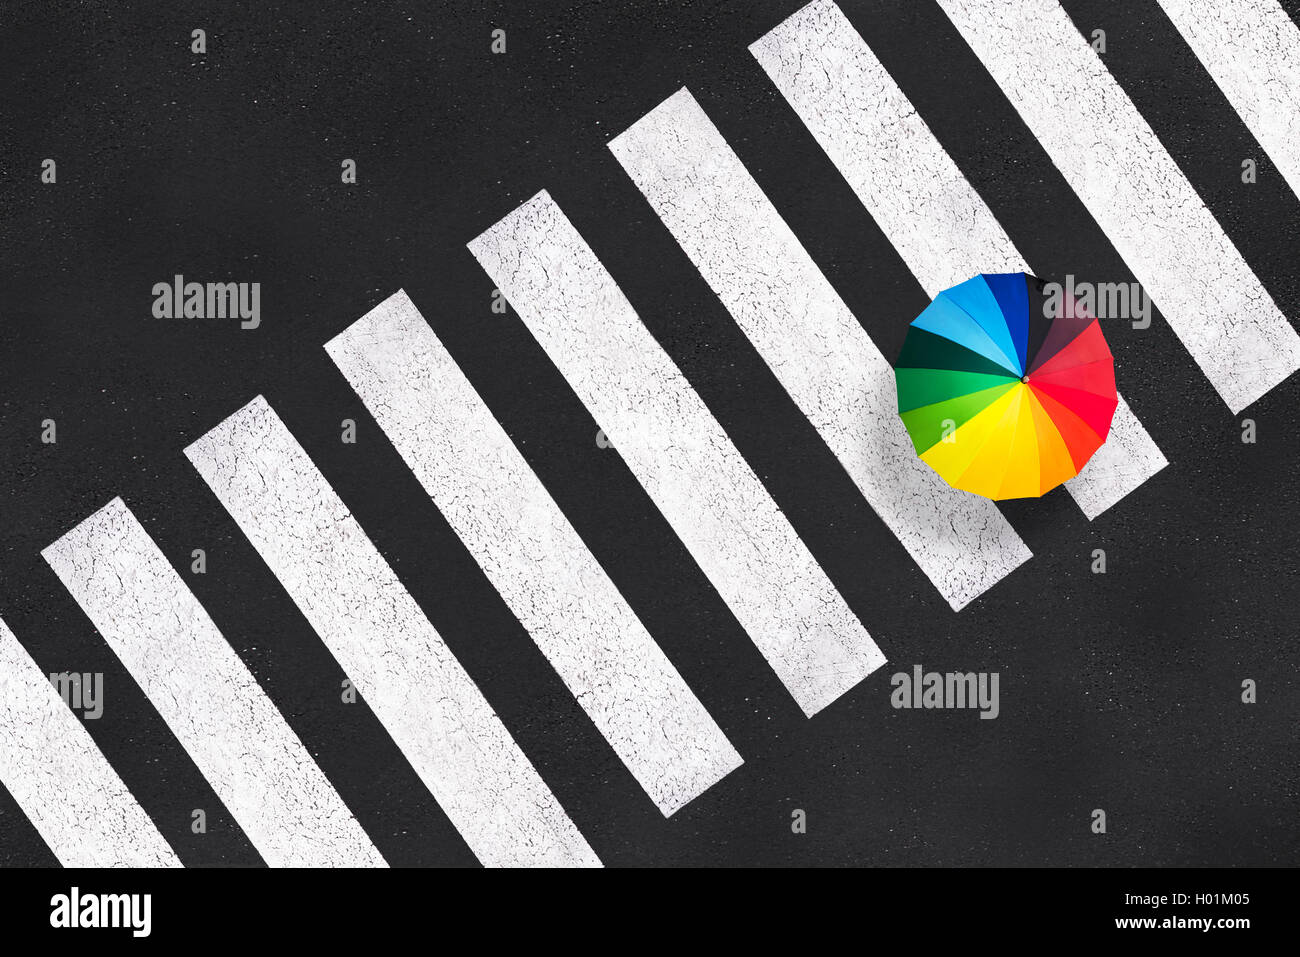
<box><xmin>895</xmin><ymin>272</ymin><xmax>1118</xmax><ymax>500</ymax></box>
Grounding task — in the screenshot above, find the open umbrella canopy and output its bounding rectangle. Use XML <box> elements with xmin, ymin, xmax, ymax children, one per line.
<box><xmin>895</xmin><ymin>272</ymin><xmax>1118</xmax><ymax>500</ymax></box>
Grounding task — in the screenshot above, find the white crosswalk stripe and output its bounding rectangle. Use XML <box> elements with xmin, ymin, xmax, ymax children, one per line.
<box><xmin>1157</xmin><ymin>0</ymin><xmax>1300</xmax><ymax>203</ymax></box>
<box><xmin>748</xmin><ymin>0</ymin><xmax>1166</xmax><ymax>520</ymax></box>
<box><xmin>41</xmin><ymin>498</ymin><xmax>384</xmax><ymax>868</ymax></box>
<box><xmin>470</xmin><ymin>191</ymin><xmax>886</xmax><ymax>716</ymax></box>
<box><xmin>0</xmin><ymin>614</ymin><xmax>180</xmax><ymax>867</ymax></box>
<box><xmin>936</xmin><ymin>0</ymin><xmax>1300</xmax><ymax>413</ymax></box>
<box><xmin>325</xmin><ymin>290</ymin><xmax>743</xmax><ymax>816</ymax></box>
<box><xmin>184</xmin><ymin>396</ymin><xmax>601</xmax><ymax>867</ymax></box>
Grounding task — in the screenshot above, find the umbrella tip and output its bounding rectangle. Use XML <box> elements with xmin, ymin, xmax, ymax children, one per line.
<box><xmin>1021</xmin><ymin>374</ymin><xmax>1029</xmax><ymax>383</ymax></box>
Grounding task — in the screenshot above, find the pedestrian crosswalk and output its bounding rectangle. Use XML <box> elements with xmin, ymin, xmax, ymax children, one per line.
<box><xmin>748</xmin><ymin>0</ymin><xmax>1168</xmax><ymax>520</ymax></box>
<box><xmin>0</xmin><ymin>615</ymin><xmax>180</xmax><ymax>867</ymax></box>
<box><xmin>324</xmin><ymin>290</ymin><xmax>743</xmax><ymax>816</ymax></box>
<box><xmin>609</xmin><ymin>86</ymin><xmax>1031</xmax><ymax>611</ymax></box>
<box><xmin>184</xmin><ymin>396</ymin><xmax>601</xmax><ymax>867</ymax></box>
<box><xmin>41</xmin><ymin>498</ymin><xmax>386</xmax><ymax>868</ymax></box>
<box><xmin>935</xmin><ymin>0</ymin><xmax>1300</xmax><ymax>414</ymax></box>
<box><xmin>470</xmin><ymin>191</ymin><xmax>887</xmax><ymax>716</ymax></box>
<box><xmin>3</xmin><ymin>0</ymin><xmax>1298</xmax><ymax>866</ymax></box>
<box><xmin>1155</xmin><ymin>0</ymin><xmax>1300</xmax><ymax>204</ymax></box>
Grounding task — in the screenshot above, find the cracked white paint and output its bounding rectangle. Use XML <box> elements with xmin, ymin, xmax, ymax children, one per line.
<box><xmin>1157</xmin><ymin>0</ymin><xmax>1300</xmax><ymax>203</ymax></box>
<box><xmin>184</xmin><ymin>396</ymin><xmax>600</xmax><ymax>867</ymax></box>
<box><xmin>1064</xmin><ymin>395</ymin><xmax>1167</xmax><ymax>518</ymax></box>
<box><xmin>41</xmin><ymin>498</ymin><xmax>383</xmax><ymax>868</ymax></box>
<box><xmin>0</xmin><ymin>614</ymin><xmax>180</xmax><ymax>867</ymax></box>
<box><xmin>750</xmin><ymin>0</ymin><xmax>1166</xmax><ymax>520</ymax></box>
<box><xmin>609</xmin><ymin>88</ymin><xmax>1032</xmax><ymax>604</ymax></box>
<box><xmin>936</xmin><ymin>0</ymin><xmax>1300</xmax><ymax>414</ymax></box>
<box><xmin>469</xmin><ymin>192</ymin><xmax>886</xmax><ymax>717</ymax></box>
<box><xmin>752</xmin><ymin>0</ymin><xmax>1028</xmax><ymax>294</ymax></box>
<box><xmin>325</xmin><ymin>291</ymin><xmax>742</xmax><ymax>816</ymax></box>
